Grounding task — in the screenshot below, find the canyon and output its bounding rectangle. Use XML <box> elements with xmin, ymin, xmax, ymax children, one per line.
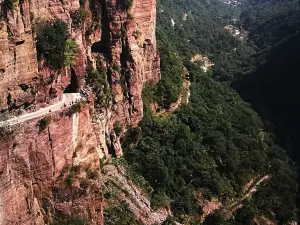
<box><xmin>0</xmin><ymin>0</ymin><xmax>160</xmax><ymax>224</ymax></box>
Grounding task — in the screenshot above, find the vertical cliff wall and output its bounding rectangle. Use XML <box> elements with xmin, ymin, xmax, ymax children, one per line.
<box><xmin>0</xmin><ymin>0</ymin><xmax>159</xmax><ymax>224</ymax></box>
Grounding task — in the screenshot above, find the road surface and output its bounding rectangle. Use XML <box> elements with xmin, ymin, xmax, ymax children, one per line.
<box><xmin>0</xmin><ymin>93</ymin><xmax>82</xmax><ymax>127</ymax></box>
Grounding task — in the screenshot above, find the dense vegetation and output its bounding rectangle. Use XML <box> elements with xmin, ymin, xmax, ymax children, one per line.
<box><xmin>122</xmin><ymin>0</ymin><xmax>300</xmax><ymax>223</ymax></box>
<box><xmin>156</xmin><ymin>0</ymin><xmax>256</xmax><ymax>80</ymax></box>
<box><xmin>85</xmin><ymin>57</ymin><xmax>112</xmax><ymax>109</ymax></box>
<box><xmin>233</xmin><ymin>0</ymin><xmax>300</xmax><ymax>221</ymax></box>
<box><xmin>36</xmin><ymin>20</ymin><xmax>77</xmax><ymax>70</ymax></box>
<box><xmin>125</xmin><ymin>70</ymin><xmax>297</xmax><ymax>223</ymax></box>
<box><xmin>147</xmin><ymin>47</ymin><xmax>184</xmax><ymax>109</ymax></box>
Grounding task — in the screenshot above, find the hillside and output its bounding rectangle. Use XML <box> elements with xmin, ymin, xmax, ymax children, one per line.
<box><xmin>0</xmin><ymin>0</ymin><xmax>299</xmax><ymax>224</ymax></box>
<box><xmin>122</xmin><ymin>0</ymin><xmax>300</xmax><ymax>224</ymax></box>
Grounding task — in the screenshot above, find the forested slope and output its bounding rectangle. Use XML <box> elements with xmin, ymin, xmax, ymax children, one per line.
<box><xmin>121</xmin><ymin>0</ymin><xmax>300</xmax><ymax>224</ymax></box>
<box><xmin>233</xmin><ymin>0</ymin><xmax>300</xmax><ymax>222</ymax></box>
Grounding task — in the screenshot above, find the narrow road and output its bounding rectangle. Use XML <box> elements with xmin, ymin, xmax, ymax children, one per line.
<box><xmin>0</xmin><ymin>93</ymin><xmax>82</xmax><ymax>127</ymax></box>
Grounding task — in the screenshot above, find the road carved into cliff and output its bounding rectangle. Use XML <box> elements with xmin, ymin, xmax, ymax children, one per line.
<box><xmin>0</xmin><ymin>93</ymin><xmax>82</xmax><ymax>127</ymax></box>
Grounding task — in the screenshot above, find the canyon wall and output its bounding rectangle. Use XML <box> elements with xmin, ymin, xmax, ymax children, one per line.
<box><xmin>0</xmin><ymin>0</ymin><xmax>159</xmax><ymax>224</ymax></box>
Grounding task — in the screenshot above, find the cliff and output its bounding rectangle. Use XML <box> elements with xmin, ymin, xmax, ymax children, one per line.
<box><xmin>0</xmin><ymin>0</ymin><xmax>160</xmax><ymax>224</ymax></box>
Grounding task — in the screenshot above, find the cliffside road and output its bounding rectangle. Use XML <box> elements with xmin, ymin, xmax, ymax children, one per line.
<box><xmin>0</xmin><ymin>93</ymin><xmax>82</xmax><ymax>127</ymax></box>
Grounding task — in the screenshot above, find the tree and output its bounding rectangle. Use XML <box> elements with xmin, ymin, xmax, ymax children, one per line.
<box><xmin>64</xmin><ymin>39</ymin><xmax>77</xmax><ymax>66</ymax></box>
<box><xmin>36</xmin><ymin>20</ymin><xmax>75</xmax><ymax>70</ymax></box>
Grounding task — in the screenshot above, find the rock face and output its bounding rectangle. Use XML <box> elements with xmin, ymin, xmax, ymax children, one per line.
<box><xmin>0</xmin><ymin>106</ymin><xmax>102</xmax><ymax>224</ymax></box>
<box><xmin>0</xmin><ymin>0</ymin><xmax>159</xmax><ymax>224</ymax></box>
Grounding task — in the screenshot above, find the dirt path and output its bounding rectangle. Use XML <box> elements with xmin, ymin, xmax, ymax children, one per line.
<box><xmin>0</xmin><ymin>93</ymin><xmax>82</xmax><ymax>127</ymax></box>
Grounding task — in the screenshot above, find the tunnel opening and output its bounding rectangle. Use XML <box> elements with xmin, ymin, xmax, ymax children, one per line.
<box><xmin>64</xmin><ymin>68</ymin><xmax>79</xmax><ymax>93</ymax></box>
<box><xmin>91</xmin><ymin>41</ymin><xmax>110</xmax><ymax>55</ymax></box>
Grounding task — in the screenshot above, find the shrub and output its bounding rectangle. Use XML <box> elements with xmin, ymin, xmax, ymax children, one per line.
<box><xmin>19</xmin><ymin>84</ymin><xmax>29</xmax><ymax>91</ymax></box>
<box><xmin>104</xmin><ymin>202</ymin><xmax>140</xmax><ymax>225</ymax></box>
<box><xmin>1</xmin><ymin>0</ymin><xmax>17</xmax><ymax>16</ymax></box>
<box><xmin>124</xmin><ymin>0</ymin><xmax>133</xmax><ymax>9</ymax></box>
<box><xmin>38</xmin><ymin>118</ymin><xmax>50</xmax><ymax>132</ymax></box>
<box><xmin>79</xmin><ymin>0</ymin><xmax>86</xmax><ymax>6</ymax></box>
<box><xmin>104</xmin><ymin>192</ymin><xmax>112</xmax><ymax>199</ymax></box>
<box><xmin>64</xmin><ymin>169</ymin><xmax>76</xmax><ymax>185</ymax></box>
<box><xmin>162</xmin><ymin>216</ymin><xmax>176</xmax><ymax>225</ymax></box>
<box><xmin>85</xmin><ymin>66</ymin><xmax>111</xmax><ymax>108</ymax></box>
<box><xmin>70</xmin><ymin>8</ymin><xmax>90</xmax><ymax>29</ymax></box>
<box><xmin>0</xmin><ymin>124</ymin><xmax>11</xmax><ymax>137</ymax></box>
<box><xmin>23</xmin><ymin>101</ymin><xmax>30</xmax><ymax>108</ymax></box>
<box><xmin>112</xmin><ymin>64</ymin><xmax>121</xmax><ymax>72</ymax></box>
<box><xmin>113</xmin><ymin>121</ymin><xmax>123</xmax><ymax>136</ymax></box>
<box><xmin>65</xmin><ymin>102</ymin><xmax>82</xmax><ymax>117</ymax></box>
<box><xmin>151</xmin><ymin>192</ymin><xmax>171</xmax><ymax>210</ymax></box>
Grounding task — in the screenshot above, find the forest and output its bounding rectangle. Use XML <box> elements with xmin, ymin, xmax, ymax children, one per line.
<box><xmin>121</xmin><ymin>0</ymin><xmax>300</xmax><ymax>224</ymax></box>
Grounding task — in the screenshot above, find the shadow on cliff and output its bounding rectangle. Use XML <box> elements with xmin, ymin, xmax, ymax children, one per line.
<box><xmin>91</xmin><ymin>41</ymin><xmax>109</xmax><ymax>55</ymax></box>
<box><xmin>232</xmin><ymin>32</ymin><xmax>300</xmax><ymax>162</ymax></box>
<box><xmin>232</xmin><ymin>31</ymin><xmax>300</xmax><ymax>214</ymax></box>
<box><xmin>64</xmin><ymin>69</ymin><xmax>79</xmax><ymax>93</ymax></box>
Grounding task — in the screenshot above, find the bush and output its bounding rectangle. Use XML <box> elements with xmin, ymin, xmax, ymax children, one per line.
<box><xmin>79</xmin><ymin>0</ymin><xmax>86</xmax><ymax>6</ymax></box>
<box><xmin>23</xmin><ymin>101</ymin><xmax>31</xmax><ymax>108</ymax></box>
<box><xmin>36</xmin><ymin>20</ymin><xmax>77</xmax><ymax>70</ymax></box>
<box><xmin>104</xmin><ymin>192</ymin><xmax>112</xmax><ymax>199</ymax></box>
<box><xmin>1</xmin><ymin>0</ymin><xmax>16</xmax><ymax>16</ymax></box>
<box><xmin>104</xmin><ymin>202</ymin><xmax>140</xmax><ymax>225</ymax></box>
<box><xmin>151</xmin><ymin>191</ymin><xmax>171</xmax><ymax>210</ymax></box>
<box><xmin>65</xmin><ymin>102</ymin><xmax>82</xmax><ymax>117</ymax></box>
<box><xmin>113</xmin><ymin>121</ymin><xmax>123</xmax><ymax>136</ymax></box>
<box><xmin>38</xmin><ymin>118</ymin><xmax>50</xmax><ymax>132</ymax></box>
<box><xmin>65</xmin><ymin>173</ymin><xmax>74</xmax><ymax>185</ymax></box>
<box><xmin>70</xmin><ymin>8</ymin><xmax>91</xmax><ymax>28</ymax></box>
<box><xmin>85</xmin><ymin>66</ymin><xmax>111</xmax><ymax>108</ymax></box>
<box><xmin>0</xmin><ymin>124</ymin><xmax>11</xmax><ymax>137</ymax></box>
<box><xmin>162</xmin><ymin>216</ymin><xmax>176</xmax><ymax>225</ymax></box>
<box><xmin>124</xmin><ymin>0</ymin><xmax>133</xmax><ymax>8</ymax></box>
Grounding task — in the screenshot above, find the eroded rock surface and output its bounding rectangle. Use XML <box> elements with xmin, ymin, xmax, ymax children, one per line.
<box><xmin>0</xmin><ymin>0</ymin><xmax>160</xmax><ymax>223</ymax></box>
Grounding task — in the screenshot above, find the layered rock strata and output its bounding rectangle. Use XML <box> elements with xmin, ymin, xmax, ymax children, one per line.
<box><xmin>0</xmin><ymin>0</ymin><xmax>159</xmax><ymax>223</ymax></box>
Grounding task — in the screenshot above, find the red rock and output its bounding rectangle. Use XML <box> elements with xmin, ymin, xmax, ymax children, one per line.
<box><xmin>0</xmin><ymin>0</ymin><xmax>160</xmax><ymax>223</ymax></box>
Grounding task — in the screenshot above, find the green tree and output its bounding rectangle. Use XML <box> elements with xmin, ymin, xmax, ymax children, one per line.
<box><xmin>36</xmin><ymin>20</ymin><xmax>70</xmax><ymax>70</ymax></box>
<box><xmin>64</xmin><ymin>39</ymin><xmax>77</xmax><ymax>66</ymax></box>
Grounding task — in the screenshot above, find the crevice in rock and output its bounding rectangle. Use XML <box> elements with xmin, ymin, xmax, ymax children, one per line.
<box><xmin>47</xmin><ymin>127</ymin><xmax>55</xmax><ymax>177</ymax></box>
<box><xmin>99</xmin><ymin>0</ymin><xmax>111</xmax><ymax>58</ymax></box>
<box><xmin>16</xmin><ymin>39</ymin><xmax>25</xmax><ymax>45</ymax></box>
<box><xmin>7</xmin><ymin>93</ymin><xmax>12</xmax><ymax>106</ymax></box>
<box><xmin>25</xmin><ymin>196</ymin><xmax>32</xmax><ymax>214</ymax></box>
<box><xmin>19</xmin><ymin>0</ymin><xmax>27</xmax><ymax>31</ymax></box>
<box><xmin>64</xmin><ymin>68</ymin><xmax>79</xmax><ymax>93</ymax></box>
<box><xmin>120</xmin><ymin>22</ymin><xmax>132</xmax><ymax>105</ymax></box>
<box><xmin>13</xmin><ymin>47</ymin><xmax>16</xmax><ymax>73</ymax></box>
<box><xmin>107</xmin><ymin>132</ymin><xmax>116</xmax><ymax>157</ymax></box>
